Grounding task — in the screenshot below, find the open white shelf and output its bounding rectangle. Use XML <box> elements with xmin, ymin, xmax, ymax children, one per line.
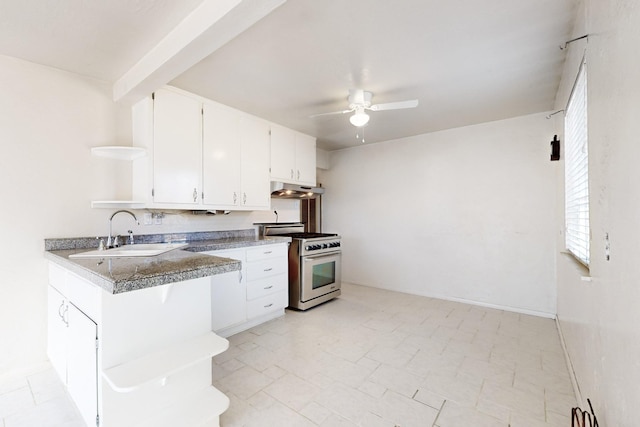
<box><xmin>138</xmin><ymin>386</ymin><xmax>229</xmax><ymax>427</ymax></box>
<box><xmin>91</xmin><ymin>146</ymin><xmax>146</xmax><ymax>160</ymax></box>
<box><xmin>102</xmin><ymin>332</ymin><xmax>228</xmax><ymax>393</ymax></box>
<box><xmin>91</xmin><ymin>200</ymin><xmax>146</xmax><ymax>209</ymax></box>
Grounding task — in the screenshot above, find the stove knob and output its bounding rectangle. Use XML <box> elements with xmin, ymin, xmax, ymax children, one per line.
<box><xmin>322</xmin><ymin>243</ymin><xmax>328</xmax><ymax>249</ymax></box>
<box><xmin>305</xmin><ymin>246</ymin><xmax>311</xmax><ymax>250</ymax></box>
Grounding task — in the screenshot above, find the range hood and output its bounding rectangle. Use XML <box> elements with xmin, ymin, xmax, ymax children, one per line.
<box><xmin>270</xmin><ymin>182</ymin><xmax>324</xmax><ymax>198</ymax></box>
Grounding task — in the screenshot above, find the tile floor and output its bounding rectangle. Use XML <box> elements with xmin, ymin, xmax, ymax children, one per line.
<box><xmin>0</xmin><ymin>283</ymin><xmax>576</xmax><ymax>427</ymax></box>
<box><xmin>214</xmin><ymin>283</ymin><xmax>576</xmax><ymax>427</ymax></box>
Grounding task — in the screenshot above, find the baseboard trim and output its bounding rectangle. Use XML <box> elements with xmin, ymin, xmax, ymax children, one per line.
<box><xmin>343</xmin><ymin>281</ymin><xmax>556</xmax><ymax>319</ymax></box>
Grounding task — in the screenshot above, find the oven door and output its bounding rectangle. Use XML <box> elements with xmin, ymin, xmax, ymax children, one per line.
<box><xmin>300</xmin><ymin>251</ymin><xmax>342</xmax><ymax>302</ymax></box>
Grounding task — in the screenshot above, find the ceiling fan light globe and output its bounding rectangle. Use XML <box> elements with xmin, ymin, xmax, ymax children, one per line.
<box><xmin>350</xmin><ymin>111</ymin><xmax>370</xmax><ymax>127</ymax></box>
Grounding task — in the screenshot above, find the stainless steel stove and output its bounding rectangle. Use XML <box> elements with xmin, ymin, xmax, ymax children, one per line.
<box><xmin>258</xmin><ymin>223</ymin><xmax>341</xmax><ymax>310</ymax></box>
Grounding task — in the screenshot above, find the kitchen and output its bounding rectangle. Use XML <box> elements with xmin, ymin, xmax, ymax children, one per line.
<box><xmin>1</xmin><ymin>0</ymin><xmax>639</xmax><ymax>426</ymax></box>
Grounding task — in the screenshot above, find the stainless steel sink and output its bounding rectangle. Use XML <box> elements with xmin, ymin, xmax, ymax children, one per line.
<box><xmin>69</xmin><ymin>243</ymin><xmax>188</xmax><ymax>259</ymax></box>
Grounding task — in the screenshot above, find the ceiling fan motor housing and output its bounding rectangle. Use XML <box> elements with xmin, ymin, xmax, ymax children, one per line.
<box><xmin>348</xmin><ymin>89</ymin><xmax>372</xmax><ymax>109</ymax></box>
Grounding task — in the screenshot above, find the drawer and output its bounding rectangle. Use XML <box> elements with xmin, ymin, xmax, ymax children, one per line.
<box><xmin>246</xmin><ymin>244</ymin><xmax>287</xmax><ymax>262</ymax></box>
<box><xmin>246</xmin><ymin>274</ymin><xmax>287</xmax><ymax>300</ymax></box>
<box><xmin>246</xmin><ymin>290</ymin><xmax>288</xmax><ymax>319</ymax></box>
<box><xmin>246</xmin><ymin>258</ymin><xmax>287</xmax><ymax>281</ymax></box>
<box><xmin>66</xmin><ymin>272</ymin><xmax>101</xmax><ymax>323</ymax></box>
<box><xmin>49</xmin><ymin>263</ymin><xmax>68</xmax><ymax>295</ymax></box>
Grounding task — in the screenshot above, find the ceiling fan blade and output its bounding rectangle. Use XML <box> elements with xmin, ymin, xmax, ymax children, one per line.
<box><xmin>309</xmin><ymin>109</ymin><xmax>353</xmax><ymax>118</ymax></box>
<box><xmin>369</xmin><ymin>99</ymin><xmax>419</xmax><ymax>111</ymax></box>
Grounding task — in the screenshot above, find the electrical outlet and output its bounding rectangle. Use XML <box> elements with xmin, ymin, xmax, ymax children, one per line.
<box><xmin>143</xmin><ymin>213</ymin><xmax>153</xmax><ymax>225</ymax></box>
<box><xmin>153</xmin><ymin>213</ymin><xmax>163</xmax><ymax>225</ymax></box>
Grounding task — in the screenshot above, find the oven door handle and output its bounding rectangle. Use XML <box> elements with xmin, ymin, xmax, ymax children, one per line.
<box><xmin>303</xmin><ymin>252</ymin><xmax>341</xmax><ymax>261</ymax></box>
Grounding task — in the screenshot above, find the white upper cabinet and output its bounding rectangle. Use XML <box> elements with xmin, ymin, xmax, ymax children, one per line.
<box><xmin>270</xmin><ymin>124</ymin><xmax>316</xmax><ymax>186</ymax></box>
<box><xmin>240</xmin><ymin>116</ymin><xmax>271</xmax><ymax>209</ymax></box>
<box><xmin>202</xmin><ymin>102</ymin><xmax>241</xmax><ymax>208</ymax></box>
<box><xmin>295</xmin><ymin>132</ymin><xmax>317</xmax><ymax>185</ymax></box>
<box><xmin>132</xmin><ymin>86</ymin><xmax>271</xmax><ymax>211</ymax></box>
<box><xmin>152</xmin><ymin>88</ymin><xmax>202</xmax><ymax>205</ymax></box>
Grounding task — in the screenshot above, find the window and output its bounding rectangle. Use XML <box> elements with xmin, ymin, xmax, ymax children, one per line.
<box><xmin>564</xmin><ymin>61</ymin><xmax>589</xmax><ymax>265</ymax></box>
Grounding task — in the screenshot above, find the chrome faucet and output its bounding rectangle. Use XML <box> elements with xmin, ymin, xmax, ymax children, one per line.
<box><xmin>107</xmin><ymin>210</ymin><xmax>139</xmax><ymax>248</ymax></box>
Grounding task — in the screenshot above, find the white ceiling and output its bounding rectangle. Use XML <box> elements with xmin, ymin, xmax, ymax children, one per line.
<box><xmin>0</xmin><ymin>0</ymin><xmax>578</xmax><ymax>150</ymax></box>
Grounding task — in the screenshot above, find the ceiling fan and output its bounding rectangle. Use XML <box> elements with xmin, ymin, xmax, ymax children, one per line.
<box><xmin>310</xmin><ymin>89</ymin><xmax>419</xmax><ymax>127</ymax></box>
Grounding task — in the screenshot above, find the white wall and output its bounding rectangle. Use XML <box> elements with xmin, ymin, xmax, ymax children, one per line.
<box><xmin>554</xmin><ymin>0</ymin><xmax>640</xmax><ymax>424</ymax></box>
<box><xmin>0</xmin><ymin>55</ymin><xmax>298</xmax><ymax>378</ymax></box>
<box><xmin>319</xmin><ymin>112</ymin><xmax>557</xmax><ymax>316</ymax></box>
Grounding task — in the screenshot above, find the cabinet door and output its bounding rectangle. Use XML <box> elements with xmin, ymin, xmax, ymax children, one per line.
<box><xmin>47</xmin><ymin>286</ymin><xmax>67</xmax><ymax>384</ymax></box>
<box><xmin>270</xmin><ymin>124</ymin><xmax>296</xmax><ymax>183</ymax></box>
<box><xmin>240</xmin><ymin>117</ymin><xmax>271</xmax><ymax>209</ymax></box>
<box><xmin>295</xmin><ymin>133</ymin><xmax>317</xmax><ymax>186</ymax></box>
<box><xmin>208</xmin><ymin>250</ymin><xmax>247</xmax><ymax>332</ymax></box>
<box><xmin>66</xmin><ymin>303</ymin><xmax>98</xmax><ymax>427</ymax></box>
<box><xmin>153</xmin><ymin>88</ymin><xmax>202</xmax><ymax>204</ymax></box>
<box><xmin>202</xmin><ymin>102</ymin><xmax>241</xmax><ymax>207</ymax></box>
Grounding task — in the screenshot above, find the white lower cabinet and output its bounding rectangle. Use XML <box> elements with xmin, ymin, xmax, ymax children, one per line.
<box><xmin>209</xmin><ymin>250</ymin><xmax>247</xmax><ymax>331</ymax></box>
<box><xmin>206</xmin><ymin>243</ymin><xmax>288</xmax><ymax>337</ymax></box>
<box><xmin>47</xmin><ymin>262</ymin><xmax>230</xmax><ymax>427</ymax></box>
<box><xmin>66</xmin><ymin>304</ymin><xmax>98</xmax><ymax>427</ymax></box>
<box><xmin>47</xmin><ymin>269</ymin><xmax>98</xmax><ymax>427</ymax></box>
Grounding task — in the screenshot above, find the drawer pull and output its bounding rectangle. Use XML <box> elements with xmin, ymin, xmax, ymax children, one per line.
<box><xmin>264</xmin><ymin>251</ymin><xmax>272</xmax><ymax>254</ymax></box>
<box><xmin>264</xmin><ymin>285</ymin><xmax>273</xmax><ymax>290</ymax></box>
<box><xmin>264</xmin><ymin>303</ymin><xmax>273</xmax><ymax>308</ymax></box>
<box><xmin>264</xmin><ymin>267</ymin><xmax>273</xmax><ymax>272</ymax></box>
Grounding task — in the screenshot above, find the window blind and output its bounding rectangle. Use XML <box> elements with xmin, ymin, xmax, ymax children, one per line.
<box><xmin>564</xmin><ymin>62</ymin><xmax>589</xmax><ymax>265</ymax></box>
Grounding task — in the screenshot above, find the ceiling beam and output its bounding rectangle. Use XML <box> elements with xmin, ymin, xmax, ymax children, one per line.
<box><xmin>113</xmin><ymin>0</ymin><xmax>286</xmax><ymax>104</ymax></box>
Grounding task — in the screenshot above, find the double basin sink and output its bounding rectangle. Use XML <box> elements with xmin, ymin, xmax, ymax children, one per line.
<box><xmin>69</xmin><ymin>243</ymin><xmax>188</xmax><ymax>259</ymax></box>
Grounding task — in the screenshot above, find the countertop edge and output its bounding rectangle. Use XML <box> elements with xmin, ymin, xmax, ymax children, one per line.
<box><xmin>45</xmin><ymin>236</ymin><xmax>291</xmax><ymax>294</ymax></box>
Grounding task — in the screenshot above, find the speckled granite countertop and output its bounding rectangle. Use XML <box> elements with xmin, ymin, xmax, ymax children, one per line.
<box><xmin>44</xmin><ymin>230</ymin><xmax>291</xmax><ymax>294</ymax></box>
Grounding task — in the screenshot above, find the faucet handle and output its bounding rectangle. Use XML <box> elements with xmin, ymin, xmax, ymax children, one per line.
<box><xmin>113</xmin><ymin>235</ymin><xmax>120</xmax><ymax>248</ymax></box>
<box><xmin>96</xmin><ymin>237</ymin><xmax>106</xmax><ymax>251</ymax></box>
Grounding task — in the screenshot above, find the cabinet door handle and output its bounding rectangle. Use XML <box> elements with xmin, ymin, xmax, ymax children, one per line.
<box><xmin>264</xmin><ymin>267</ymin><xmax>273</xmax><ymax>272</ymax></box>
<box><xmin>238</xmin><ymin>270</ymin><xmax>243</xmax><ymax>283</ymax></box>
<box><xmin>193</xmin><ymin>188</ymin><xmax>198</xmax><ymax>202</ymax></box>
<box><xmin>243</xmin><ymin>192</ymin><xmax>247</xmax><ymax>204</ymax></box>
<box><xmin>264</xmin><ymin>303</ymin><xmax>273</xmax><ymax>308</ymax></box>
<box><xmin>233</xmin><ymin>192</ymin><xmax>237</xmax><ymax>204</ymax></box>
<box><xmin>290</xmin><ymin>169</ymin><xmax>294</xmax><ymax>179</ymax></box>
<box><xmin>60</xmin><ymin>302</ymin><xmax>69</xmax><ymax>327</ymax></box>
<box><xmin>58</xmin><ymin>300</ymin><xmax>65</xmax><ymax>321</ymax></box>
<box><xmin>297</xmin><ymin>170</ymin><xmax>300</xmax><ymax>180</ymax></box>
<box><xmin>264</xmin><ymin>285</ymin><xmax>273</xmax><ymax>290</ymax></box>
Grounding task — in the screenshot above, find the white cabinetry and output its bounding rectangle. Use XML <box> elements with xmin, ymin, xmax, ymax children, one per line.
<box><xmin>201</xmin><ymin>103</ymin><xmax>271</xmax><ymax>210</ymax></box>
<box><xmin>202</xmin><ymin>103</ymin><xmax>240</xmax><ymax>208</ymax></box>
<box><xmin>205</xmin><ymin>243</ymin><xmax>288</xmax><ymax>337</ymax></box>
<box><xmin>47</xmin><ymin>265</ymin><xmax>98</xmax><ymax>427</ymax></box>
<box><xmin>47</xmin><ymin>262</ymin><xmax>231</xmax><ymax>427</ymax></box>
<box><xmin>245</xmin><ymin>245</ymin><xmax>288</xmax><ymax>319</ymax></box>
<box><xmin>209</xmin><ymin>250</ymin><xmax>246</xmax><ymax>331</ymax></box>
<box><xmin>133</xmin><ymin>87</ymin><xmax>271</xmax><ymax>211</ymax></box>
<box><xmin>270</xmin><ymin>124</ymin><xmax>317</xmax><ymax>186</ymax></box>
<box><xmin>239</xmin><ymin>117</ymin><xmax>271</xmax><ymax>208</ymax></box>
<box><xmin>152</xmin><ymin>88</ymin><xmax>202</xmax><ymax>205</ymax></box>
